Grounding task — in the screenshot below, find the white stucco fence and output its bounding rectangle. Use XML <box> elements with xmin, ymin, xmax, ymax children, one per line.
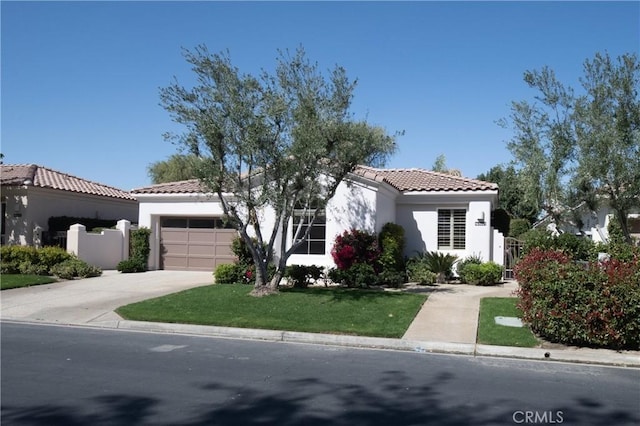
<box><xmin>66</xmin><ymin>220</ymin><xmax>131</xmax><ymax>269</ymax></box>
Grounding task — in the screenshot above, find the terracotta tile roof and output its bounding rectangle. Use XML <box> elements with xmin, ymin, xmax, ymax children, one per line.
<box><xmin>1</xmin><ymin>164</ymin><xmax>136</xmax><ymax>201</ymax></box>
<box><xmin>132</xmin><ymin>166</ymin><xmax>498</xmax><ymax>194</ymax></box>
<box><xmin>131</xmin><ymin>179</ymin><xmax>209</xmax><ymax>194</ymax></box>
<box><xmin>353</xmin><ymin>166</ymin><xmax>498</xmax><ymax>192</ymax></box>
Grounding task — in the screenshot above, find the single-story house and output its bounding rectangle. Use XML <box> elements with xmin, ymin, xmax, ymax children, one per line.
<box><xmin>1</xmin><ymin>164</ymin><xmax>138</xmax><ymax>246</ymax></box>
<box><xmin>534</xmin><ymin>202</ymin><xmax>640</xmax><ymax>243</ymax></box>
<box><xmin>131</xmin><ymin>166</ymin><xmax>503</xmax><ymax>272</ymax></box>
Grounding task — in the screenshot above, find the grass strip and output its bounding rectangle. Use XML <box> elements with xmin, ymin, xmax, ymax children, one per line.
<box><xmin>1</xmin><ymin>274</ymin><xmax>57</xmax><ymax>290</ymax></box>
<box><xmin>117</xmin><ymin>284</ymin><xmax>427</xmax><ymax>338</ymax></box>
<box><xmin>477</xmin><ymin>297</ymin><xmax>538</xmax><ymax>347</ymax></box>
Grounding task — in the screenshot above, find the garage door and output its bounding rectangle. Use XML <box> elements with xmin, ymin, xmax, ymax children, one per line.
<box><xmin>160</xmin><ymin>217</ymin><xmax>236</xmax><ymax>271</ymax></box>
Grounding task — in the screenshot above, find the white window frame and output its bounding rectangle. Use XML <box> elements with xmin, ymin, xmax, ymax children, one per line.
<box><xmin>438</xmin><ymin>209</ymin><xmax>466</xmax><ymax>250</ymax></box>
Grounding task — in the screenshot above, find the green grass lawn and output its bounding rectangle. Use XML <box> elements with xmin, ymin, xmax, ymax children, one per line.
<box><xmin>477</xmin><ymin>297</ymin><xmax>539</xmax><ymax>347</ymax></box>
<box><xmin>117</xmin><ymin>284</ymin><xmax>427</xmax><ymax>338</ymax></box>
<box><xmin>1</xmin><ymin>274</ymin><xmax>57</xmax><ymax>290</ymax></box>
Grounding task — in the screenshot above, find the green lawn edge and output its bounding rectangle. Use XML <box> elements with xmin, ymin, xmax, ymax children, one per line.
<box><xmin>1</xmin><ymin>274</ymin><xmax>57</xmax><ymax>290</ymax></box>
<box><xmin>117</xmin><ymin>284</ymin><xmax>428</xmax><ymax>338</ymax></box>
<box><xmin>477</xmin><ymin>297</ymin><xmax>539</xmax><ymax>347</ymax></box>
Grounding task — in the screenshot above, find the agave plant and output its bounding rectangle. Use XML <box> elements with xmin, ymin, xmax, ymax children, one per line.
<box><xmin>415</xmin><ymin>250</ymin><xmax>458</xmax><ymax>283</ymax></box>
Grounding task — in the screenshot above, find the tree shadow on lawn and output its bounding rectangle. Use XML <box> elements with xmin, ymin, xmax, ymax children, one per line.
<box><xmin>3</xmin><ymin>370</ymin><xmax>637</xmax><ymax>426</ymax></box>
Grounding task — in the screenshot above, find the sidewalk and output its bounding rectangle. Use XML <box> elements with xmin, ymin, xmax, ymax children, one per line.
<box><xmin>2</xmin><ymin>273</ymin><xmax>639</xmax><ymax>368</ymax></box>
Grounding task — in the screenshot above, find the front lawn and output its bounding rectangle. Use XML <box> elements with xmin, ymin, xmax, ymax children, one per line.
<box><xmin>116</xmin><ymin>284</ymin><xmax>427</xmax><ymax>338</ymax></box>
<box><xmin>477</xmin><ymin>297</ymin><xmax>539</xmax><ymax>347</ymax></box>
<box><xmin>1</xmin><ymin>274</ymin><xmax>57</xmax><ymax>290</ymax></box>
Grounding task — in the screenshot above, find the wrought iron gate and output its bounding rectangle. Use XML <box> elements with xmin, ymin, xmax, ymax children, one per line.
<box><xmin>504</xmin><ymin>237</ymin><xmax>524</xmax><ymax>280</ymax></box>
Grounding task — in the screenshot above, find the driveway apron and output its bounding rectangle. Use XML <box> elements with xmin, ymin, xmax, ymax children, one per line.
<box><xmin>0</xmin><ymin>270</ymin><xmax>214</xmax><ymax>327</ymax></box>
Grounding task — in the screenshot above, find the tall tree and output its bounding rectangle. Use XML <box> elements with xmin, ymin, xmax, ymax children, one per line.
<box><xmin>147</xmin><ymin>154</ymin><xmax>201</xmax><ymax>184</ymax></box>
<box><xmin>477</xmin><ymin>164</ymin><xmax>539</xmax><ymax>224</ymax></box>
<box><xmin>160</xmin><ymin>46</ymin><xmax>397</xmax><ymax>295</ymax></box>
<box><xmin>572</xmin><ymin>53</ymin><xmax>640</xmax><ymax>242</ymax></box>
<box><xmin>430</xmin><ymin>154</ymin><xmax>461</xmax><ymax>176</ymax></box>
<box><xmin>504</xmin><ymin>52</ymin><xmax>639</xmax><ymax>242</ymax></box>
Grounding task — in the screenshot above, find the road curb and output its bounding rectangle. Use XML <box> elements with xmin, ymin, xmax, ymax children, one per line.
<box><xmin>3</xmin><ymin>318</ymin><xmax>638</xmax><ymax>368</ymax></box>
<box><xmin>113</xmin><ymin>320</ymin><xmax>639</xmax><ymax>368</ymax></box>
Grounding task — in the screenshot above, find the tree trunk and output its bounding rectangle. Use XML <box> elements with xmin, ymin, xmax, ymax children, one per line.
<box><xmin>249</xmin><ymin>263</ymin><xmax>280</xmax><ymax>297</ymax></box>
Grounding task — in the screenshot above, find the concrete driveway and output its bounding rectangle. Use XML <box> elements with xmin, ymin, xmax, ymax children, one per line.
<box><xmin>0</xmin><ymin>270</ymin><xmax>214</xmax><ymax>327</ymax></box>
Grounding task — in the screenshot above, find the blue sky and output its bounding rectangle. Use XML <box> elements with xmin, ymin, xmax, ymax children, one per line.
<box><xmin>2</xmin><ymin>1</ymin><xmax>638</xmax><ymax>191</ymax></box>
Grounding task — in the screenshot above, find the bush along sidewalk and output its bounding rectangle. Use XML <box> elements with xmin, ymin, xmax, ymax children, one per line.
<box><xmin>117</xmin><ymin>228</ymin><xmax>151</xmax><ymax>273</ymax></box>
<box><xmin>0</xmin><ymin>245</ymin><xmax>101</xmax><ymax>280</ymax></box>
<box><xmin>515</xmin><ymin>248</ymin><xmax>640</xmax><ymax>350</ymax></box>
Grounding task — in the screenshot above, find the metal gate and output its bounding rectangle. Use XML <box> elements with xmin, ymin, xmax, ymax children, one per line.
<box><xmin>504</xmin><ymin>237</ymin><xmax>524</xmax><ymax>280</ymax></box>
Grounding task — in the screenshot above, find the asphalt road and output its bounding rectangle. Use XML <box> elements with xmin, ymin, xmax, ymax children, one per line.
<box><xmin>2</xmin><ymin>322</ymin><xmax>639</xmax><ymax>426</ymax></box>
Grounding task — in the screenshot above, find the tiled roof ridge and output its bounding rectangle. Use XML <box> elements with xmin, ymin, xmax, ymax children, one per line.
<box><xmin>356</xmin><ymin>165</ymin><xmax>492</xmax><ymax>183</ymax></box>
<box><xmin>1</xmin><ymin>163</ymin><xmax>136</xmax><ymax>201</ymax></box>
<box><xmin>353</xmin><ymin>165</ymin><xmax>498</xmax><ymax>192</ymax></box>
<box><xmin>131</xmin><ymin>178</ymin><xmax>201</xmax><ymax>190</ymax></box>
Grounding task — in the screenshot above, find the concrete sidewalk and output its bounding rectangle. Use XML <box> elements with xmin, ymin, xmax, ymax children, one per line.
<box><xmin>403</xmin><ymin>281</ymin><xmax>518</xmax><ymax>343</ymax></box>
<box><xmin>1</xmin><ymin>272</ymin><xmax>639</xmax><ymax>368</ymax></box>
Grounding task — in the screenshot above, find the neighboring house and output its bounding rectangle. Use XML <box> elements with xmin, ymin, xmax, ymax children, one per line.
<box><xmin>1</xmin><ymin>164</ymin><xmax>138</xmax><ymax>246</ymax></box>
<box><xmin>533</xmin><ymin>202</ymin><xmax>640</xmax><ymax>244</ymax></box>
<box><xmin>132</xmin><ymin>166</ymin><xmax>501</xmax><ymax>271</ymax></box>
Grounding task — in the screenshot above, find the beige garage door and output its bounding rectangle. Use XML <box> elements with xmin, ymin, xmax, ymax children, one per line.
<box><xmin>160</xmin><ymin>217</ymin><xmax>236</xmax><ymax>271</ymax></box>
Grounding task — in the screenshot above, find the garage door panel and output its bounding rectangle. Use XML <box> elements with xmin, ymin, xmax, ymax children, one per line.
<box><xmin>188</xmin><ymin>244</ymin><xmax>215</xmax><ymax>256</ymax></box>
<box><xmin>162</xmin><ymin>243</ymin><xmax>188</xmax><ymax>255</ymax></box>
<box><xmin>188</xmin><ymin>230</ymin><xmax>217</xmax><ymax>243</ymax></box>
<box><xmin>162</xmin><ymin>229</ymin><xmax>189</xmax><ymax>243</ymax></box>
<box><xmin>160</xmin><ymin>218</ymin><xmax>236</xmax><ymax>271</ymax></box>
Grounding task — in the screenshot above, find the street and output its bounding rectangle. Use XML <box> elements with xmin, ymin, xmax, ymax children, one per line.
<box><xmin>2</xmin><ymin>322</ymin><xmax>639</xmax><ymax>425</ymax></box>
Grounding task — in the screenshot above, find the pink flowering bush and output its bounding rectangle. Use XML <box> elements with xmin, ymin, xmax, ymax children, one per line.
<box><xmin>329</xmin><ymin>229</ymin><xmax>381</xmax><ymax>287</ymax></box>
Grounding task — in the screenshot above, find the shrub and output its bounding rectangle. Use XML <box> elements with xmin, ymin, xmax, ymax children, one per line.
<box><xmin>1</xmin><ymin>245</ymin><xmax>39</xmax><ymax>271</ymax></box>
<box><xmin>515</xmin><ymin>249</ymin><xmax>640</xmax><ymax>350</ymax></box>
<box><xmin>378</xmin><ymin>223</ymin><xmax>406</xmax><ymax>287</ymax></box>
<box><xmin>117</xmin><ymin>259</ymin><xmax>146</xmax><ymax>273</ymax></box>
<box><xmin>37</xmin><ymin>246</ymin><xmax>72</xmax><ymax>271</ymax></box>
<box><xmin>415</xmin><ymin>251</ymin><xmax>457</xmax><ymax>283</ymax></box>
<box><xmin>331</xmin><ymin>229</ymin><xmax>380</xmax><ymax>271</ymax></box>
<box><xmin>461</xmin><ymin>262</ymin><xmax>503</xmax><ymax>286</ymax></box>
<box><xmin>1</xmin><ymin>245</ymin><xmax>72</xmax><ymax>275</ymax></box>
<box><xmin>456</xmin><ymin>254</ymin><xmax>483</xmax><ymax>283</ymax></box>
<box><xmin>520</xmin><ymin>229</ymin><xmax>555</xmax><ymax>255</ymax></box>
<box><xmin>19</xmin><ymin>261</ymin><xmax>50</xmax><ymax>276</ymax></box>
<box><xmin>285</xmin><ymin>264</ymin><xmax>324</xmax><ymax>288</ymax></box>
<box><xmin>128</xmin><ymin>228</ymin><xmax>151</xmax><ymax>271</ymax></box>
<box><xmin>50</xmin><ymin>258</ymin><xmax>102</xmax><ymax>280</ymax></box>
<box><xmin>405</xmin><ymin>261</ymin><xmax>436</xmax><ymax>285</ymax></box>
<box><xmin>378</xmin><ymin>269</ymin><xmax>406</xmax><ymax>288</ymax></box>
<box><xmin>509</xmin><ymin>218</ymin><xmax>531</xmax><ymax>238</ymax></box>
<box><xmin>328</xmin><ymin>263</ymin><xmax>378</xmax><ymax>288</ymax></box>
<box><xmin>554</xmin><ymin>233</ymin><xmax>593</xmax><ymax>261</ymax></box>
<box><xmin>214</xmin><ymin>263</ymin><xmax>241</xmax><ymax>284</ymax></box>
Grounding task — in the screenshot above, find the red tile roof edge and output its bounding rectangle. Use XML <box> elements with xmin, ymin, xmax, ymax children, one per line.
<box><xmin>1</xmin><ymin>164</ymin><xmax>136</xmax><ymax>201</ymax></box>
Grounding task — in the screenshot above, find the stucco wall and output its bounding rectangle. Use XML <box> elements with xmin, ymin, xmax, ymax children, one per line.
<box><xmin>66</xmin><ymin>220</ymin><xmax>131</xmax><ymax>269</ymax></box>
<box><xmin>2</xmin><ymin>186</ymin><xmax>137</xmax><ymax>246</ymax></box>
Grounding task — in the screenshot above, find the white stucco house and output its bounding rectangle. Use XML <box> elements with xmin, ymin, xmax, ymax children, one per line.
<box><xmin>1</xmin><ymin>164</ymin><xmax>138</xmax><ymax>246</ymax></box>
<box><xmin>534</xmin><ymin>202</ymin><xmax>640</xmax><ymax>244</ymax></box>
<box><xmin>132</xmin><ymin>166</ymin><xmax>503</xmax><ymax>272</ymax></box>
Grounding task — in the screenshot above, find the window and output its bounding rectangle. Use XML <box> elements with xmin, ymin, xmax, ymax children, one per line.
<box><xmin>438</xmin><ymin>209</ymin><xmax>466</xmax><ymax>250</ymax></box>
<box><xmin>292</xmin><ymin>206</ymin><xmax>326</xmax><ymax>255</ymax></box>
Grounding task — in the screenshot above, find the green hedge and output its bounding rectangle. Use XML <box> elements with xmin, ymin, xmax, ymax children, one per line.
<box><xmin>459</xmin><ymin>262</ymin><xmax>503</xmax><ymax>286</ymax></box>
<box><xmin>0</xmin><ymin>245</ymin><xmax>101</xmax><ymax>279</ymax></box>
<box><xmin>515</xmin><ymin>248</ymin><xmax>640</xmax><ymax>350</ymax></box>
